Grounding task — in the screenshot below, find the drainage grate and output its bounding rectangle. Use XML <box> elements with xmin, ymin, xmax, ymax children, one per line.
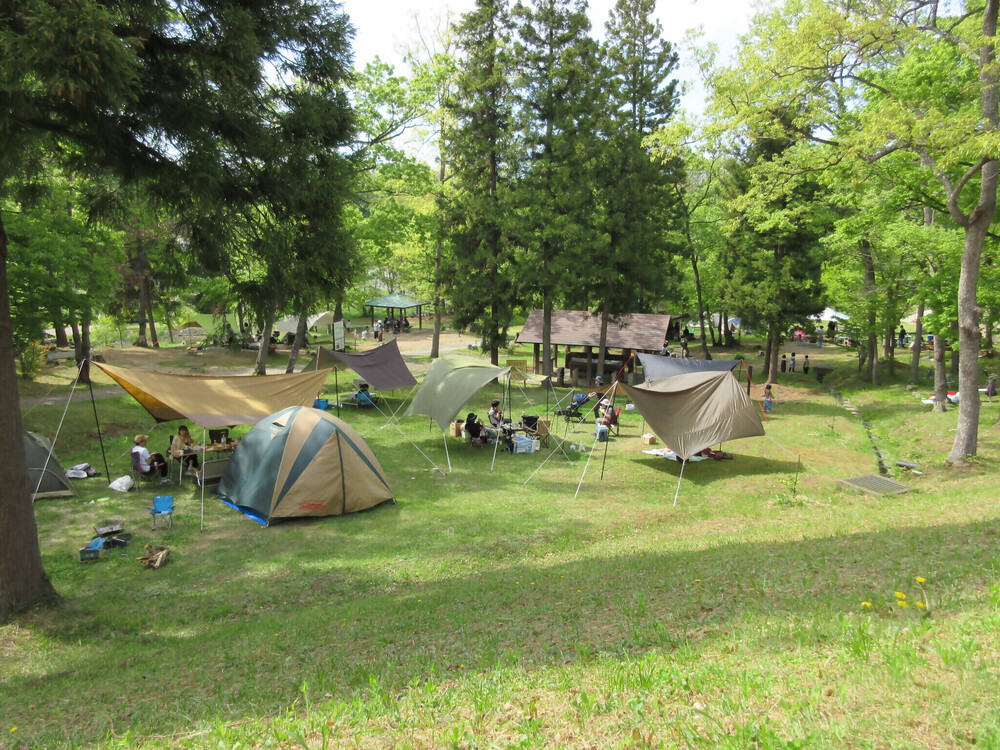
<box><xmin>837</xmin><ymin>474</ymin><xmax>911</xmax><ymax>496</ymax></box>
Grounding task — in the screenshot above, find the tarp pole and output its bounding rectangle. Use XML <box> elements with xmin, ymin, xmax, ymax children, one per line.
<box><xmin>85</xmin><ymin>361</ymin><xmax>111</xmax><ymax>482</ymax></box>
<box><xmin>443</xmin><ymin>432</ymin><xmax>452</xmax><ymax>473</ymax></box>
<box><xmin>334</xmin><ymin>363</ymin><xmax>340</xmax><ymax>418</ymax></box>
<box><xmin>572</xmin><ymin>429</ymin><xmax>601</xmax><ymax>499</ymax></box>
<box><xmin>200</xmin><ymin>427</ymin><xmax>207</xmax><ymax>531</ymax></box>
<box><xmin>35</xmin><ymin>359</ymin><xmax>86</xmax><ymax>498</ymax></box>
<box><xmin>672</xmin><ymin>459</ymin><xmax>686</xmax><ymax>507</ymax></box>
<box><xmin>598</xmin><ymin>381</ymin><xmax>619</xmax><ymax>480</ymax></box>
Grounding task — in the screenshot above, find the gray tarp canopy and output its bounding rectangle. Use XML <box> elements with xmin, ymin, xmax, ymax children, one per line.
<box><xmin>622</xmin><ymin>371</ymin><xmax>764</xmax><ymax>460</ymax></box>
<box><xmin>637</xmin><ymin>352</ymin><xmax>743</xmax><ymax>382</ymax></box>
<box><xmin>404</xmin><ymin>355</ymin><xmax>509</xmax><ymax>431</ymax></box>
<box><xmin>303</xmin><ymin>339</ymin><xmax>417</xmax><ymax>392</ymax></box>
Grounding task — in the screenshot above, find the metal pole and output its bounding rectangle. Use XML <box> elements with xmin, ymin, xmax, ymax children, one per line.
<box><xmin>87</xmin><ymin>361</ymin><xmax>111</xmax><ymax>481</ymax></box>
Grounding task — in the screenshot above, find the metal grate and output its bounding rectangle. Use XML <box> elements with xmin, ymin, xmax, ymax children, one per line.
<box><xmin>837</xmin><ymin>474</ymin><xmax>911</xmax><ymax>496</ymax></box>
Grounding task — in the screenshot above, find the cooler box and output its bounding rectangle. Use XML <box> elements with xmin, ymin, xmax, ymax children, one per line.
<box><xmin>596</xmin><ymin>425</ymin><xmax>609</xmax><ymax>442</ymax></box>
<box><xmin>512</xmin><ymin>437</ymin><xmax>534</xmax><ymax>454</ymax></box>
<box><xmin>313</xmin><ymin>398</ymin><xmax>329</xmax><ymax>410</ymax></box>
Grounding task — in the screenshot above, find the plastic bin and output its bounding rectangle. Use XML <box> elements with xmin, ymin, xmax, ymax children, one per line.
<box><xmin>313</xmin><ymin>398</ymin><xmax>329</xmax><ymax>410</ymax></box>
<box><xmin>596</xmin><ymin>426</ymin><xmax>609</xmax><ymax>442</ymax></box>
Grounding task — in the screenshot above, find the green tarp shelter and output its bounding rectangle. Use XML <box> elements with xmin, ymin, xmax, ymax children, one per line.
<box><xmin>404</xmin><ymin>355</ymin><xmax>509</xmax><ymax>431</ymax></box>
<box><xmin>25</xmin><ymin>431</ymin><xmax>76</xmax><ymax>500</ymax></box>
<box><xmin>218</xmin><ymin>406</ymin><xmax>394</xmax><ymax>526</ymax></box>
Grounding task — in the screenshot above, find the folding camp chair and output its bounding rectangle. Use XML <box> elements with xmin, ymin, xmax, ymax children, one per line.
<box><xmin>148</xmin><ymin>495</ymin><xmax>175</xmax><ymax>529</ymax></box>
<box><xmin>130</xmin><ymin>450</ymin><xmax>164</xmax><ymax>489</ymax></box>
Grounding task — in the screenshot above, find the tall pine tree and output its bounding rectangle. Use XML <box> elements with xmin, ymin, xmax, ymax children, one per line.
<box><xmin>444</xmin><ymin>0</ymin><xmax>520</xmax><ymax>364</ymax></box>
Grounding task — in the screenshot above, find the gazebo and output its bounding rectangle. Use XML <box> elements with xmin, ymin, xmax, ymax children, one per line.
<box><xmin>364</xmin><ymin>293</ymin><xmax>429</xmax><ymax>329</ymax></box>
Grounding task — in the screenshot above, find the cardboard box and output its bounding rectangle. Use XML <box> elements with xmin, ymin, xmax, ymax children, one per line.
<box><xmin>450</xmin><ymin>421</ymin><xmax>464</xmax><ymax>437</ymax></box>
<box><xmin>641</xmin><ymin>433</ymin><xmax>657</xmax><ymax>445</ymax></box>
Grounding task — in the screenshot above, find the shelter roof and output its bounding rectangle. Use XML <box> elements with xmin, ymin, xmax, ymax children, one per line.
<box><xmin>304</xmin><ymin>339</ymin><xmax>417</xmax><ymax>392</ymax></box>
<box><xmin>516</xmin><ymin>309</ymin><xmax>672</xmax><ymax>351</ymax></box>
<box><xmin>94</xmin><ymin>362</ymin><xmax>331</xmax><ymax>428</ymax></box>
<box><xmin>364</xmin><ymin>293</ymin><xmax>428</xmax><ymax>310</ymax></box>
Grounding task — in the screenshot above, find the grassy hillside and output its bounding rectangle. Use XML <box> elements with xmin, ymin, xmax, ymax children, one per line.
<box><xmin>5</xmin><ymin>342</ymin><xmax>999</xmax><ymax>749</ymax></box>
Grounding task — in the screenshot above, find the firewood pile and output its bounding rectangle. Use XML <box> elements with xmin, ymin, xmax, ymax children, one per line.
<box><xmin>138</xmin><ymin>545</ymin><xmax>170</xmax><ymax>569</ymax></box>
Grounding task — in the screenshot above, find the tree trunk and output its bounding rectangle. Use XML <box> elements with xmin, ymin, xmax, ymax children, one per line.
<box><xmin>0</xmin><ymin>214</ymin><xmax>58</xmax><ymax>623</ymax></box>
<box><xmin>764</xmin><ymin>331</ymin><xmax>773</xmax><ymax>381</ymax></box>
<box><xmin>768</xmin><ymin>325</ymin><xmax>779</xmax><ymax>383</ymax></box>
<box><xmin>861</xmin><ymin>242</ymin><xmax>877</xmax><ymax>384</ymax></box>
<box><xmin>52</xmin><ymin>310</ymin><xmax>69</xmax><ymax>348</ymax></box>
<box><xmin>144</xmin><ymin>280</ymin><xmax>159</xmax><ymax>348</ymax></box>
<box><xmin>933</xmin><ymin>335</ymin><xmax>948</xmax><ymax>412</ymax></box>
<box><xmin>691</xmin><ymin>254</ymin><xmax>711</xmax><ymax>359</ymax></box>
<box><xmin>723</xmin><ymin>309</ymin><xmax>736</xmax><ymax>347</ymax></box>
<box><xmin>255</xmin><ymin>311</ymin><xmax>274</xmax><ymax>376</ymax></box>
<box><xmin>910</xmin><ymin>303</ymin><xmax>924</xmax><ymax>384</ymax></box>
<box><xmin>597</xmin><ymin>298</ymin><xmax>610</xmax><ymax>380</ymax></box>
<box><xmin>947</xmin><ymin>0</ymin><xmax>996</xmax><ymax>460</ymax></box>
<box><xmin>78</xmin><ymin>306</ymin><xmax>92</xmax><ymax>385</ymax></box>
<box><xmin>285</xmin><ymin>311</ymin><xmax>309</xmax><ymax>373</ymax></box>
<box><xmin>542</xmin><ymin>297</ymin><xmax>553</xmax><ymax>377</ymax></box>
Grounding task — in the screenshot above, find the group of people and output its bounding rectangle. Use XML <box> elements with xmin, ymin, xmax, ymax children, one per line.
<box><xmin>779</xmin><ymin>352</ymin><xmax>811</xmax><ymax>374</ymax></box>
<box><xmin>131</xmin><ymin>425</ymin><xmax>202</xmax><ymax>484</ymax></box>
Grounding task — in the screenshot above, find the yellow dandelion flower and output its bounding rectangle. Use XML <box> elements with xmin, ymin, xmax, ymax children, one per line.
<box><xmin>915</xmin><ymin>576</ymin><xmax>926</xmax><ymax>584</ymax></box>
<box><xmin>916</xmin><ymin>602</ymin><xmax>926</xmax><ymax>609</ymax></box>
<box><xmin>862</xmin><ymin>601</ymin><xmax>872</xmax><ymax>607</ymax></box>
<box><xmin>895</xmin><ymin>592</ymin><xmax>906</xmax><ymax>600</ymax></box>
<box><xmin>897</xmin><ymin>601</ymin><xmax>908</xmax><ymax>608</ymax></box>
<box><xmin>460</xmin><ymin>664</ymin><xmax>465</xmax><ymax>669</ymax></box>
<box><xmin>694</xmin><ymin>579</ymin><xmax>701</xmax><ymax>582</ymax></box>
<box><xmin>10</xmin><ymin>727</ymin><xmax>17</xmax><ymax>733</ymax></box>
<box><xmin>530</xmin><ymin>582</ymin><xmax>535</xmax><ymax>585</ymax></box>
<box><xmin>577</xmin><ymin>589</ymin><xmax>581</xmax><ymax>593</ymax></box>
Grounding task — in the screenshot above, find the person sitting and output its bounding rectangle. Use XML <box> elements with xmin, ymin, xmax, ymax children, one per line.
<box><xmin>596</xmin><ymin>398</ymin><xmax>618</xmax><ymax>428</ymax></box>
<box><xmin>170</xmin><ymin>425</ymin><xmax>200</xmax><ymax>481</ymax></box>
<box><xmin>355</xmin><ymin>383</ymin><xmax>375</xmax><ymax>407</ymax></box>
<box><xmin>488</xmin><ymin>399</ymin><xmax>503</xmax><ymax>429</ymax></box>
<box><xmin>465</xmin><ymin>413</ymin><xmax>487</xmax><ymax>446</ymax></box>
<box><xmin>131</xmin><ymin>434</ymin><xmax>169</xmax><ymax>484</ymax></box>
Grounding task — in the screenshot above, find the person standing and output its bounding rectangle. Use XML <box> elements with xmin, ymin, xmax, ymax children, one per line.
<box><xmin>780</xmin><ymin>354</ymin><xmax>787</xmax><ymax>373</ymax></box>
<box><xmin>898</xmin><ymin>325</ymin><xmax>907</xmax><ymax>348</ymax></box>
<box><xmin>802</xmin><ymin>354</ymin><xmax>810</xmax><ymax>375</ymax></box>
<box><xmin>762</xmin><ymin>385</ymin><xmax>774</xmax><ymax>413</ymax></box>
<box><xmin>789</xmin><ymin>352</ymin><xmax>796</xmax><ymax>372</ymax></box>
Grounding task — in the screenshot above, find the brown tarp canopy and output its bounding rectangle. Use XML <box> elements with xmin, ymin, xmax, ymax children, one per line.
<box><xmin>303</xmin><ymin>339</ymin><xmax>417</xmax><ymax>392</ymax></box>
<box><xmin>94</xmin><ymin>362</ymin><xmax>331</xmax><ymax>428</ymax></box>
<box><xmin>622</xmin><ymin>371</ymin><xmax>764</xmax><ymax>460</ymax></box>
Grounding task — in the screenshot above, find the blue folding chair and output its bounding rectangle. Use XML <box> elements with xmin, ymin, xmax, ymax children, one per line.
<box><xmin>148</xmin><ymin>495</ymin><xmax>175</xmax><ymax>530</ymax></box>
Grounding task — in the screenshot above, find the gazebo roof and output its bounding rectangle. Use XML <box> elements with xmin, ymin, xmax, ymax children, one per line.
<box><xmin>516</xmin><ymin>309</ymin><xmax>673</xmax><ymax>351</ymax></box>
<box><xmin>364</xmin><ymin>293</ymin><xmax>428</xmax><ymax>310</ymax></box>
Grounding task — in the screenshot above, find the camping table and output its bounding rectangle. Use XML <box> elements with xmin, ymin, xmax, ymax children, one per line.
<box><xmin>169</xmin><ymin>443</ymin><xmax>235</xmax><ymax>484</ymax></box>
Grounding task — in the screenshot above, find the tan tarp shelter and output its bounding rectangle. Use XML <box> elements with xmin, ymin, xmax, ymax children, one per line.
<box><xmin>274</xmin><ymin>311</ymin><xmax>337</xmax><ymax>334</ymax></box>
<box><xmin>404</xmin><ymin>355</ymin><xmax>510</xmax><ymax>431</ymax></box>
<box><xmin>622</xmin><ymin>371</ymin><xmax>764</xmax><ymax>460</ymax></box>
<box><xmin>218</xmin><ymin>406</ymin><xmax>394</xmax><ymax>525</ymax></box>
<box><xmin>94</xmin><ymin>362</ymin><xmax>331</xmax><ymax>428</ymax></box>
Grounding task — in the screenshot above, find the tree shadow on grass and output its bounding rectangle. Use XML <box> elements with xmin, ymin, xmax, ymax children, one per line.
<box><xmin>11</xmin><ymin>513</ymin><xmax>1000</xmax><ymax>747</ymax></box>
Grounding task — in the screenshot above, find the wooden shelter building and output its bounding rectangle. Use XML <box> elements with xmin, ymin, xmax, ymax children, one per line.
<box><xmin>515</xmin><ymin>309</ymin><xmax>675</xmax><ymax>385</ymax></box>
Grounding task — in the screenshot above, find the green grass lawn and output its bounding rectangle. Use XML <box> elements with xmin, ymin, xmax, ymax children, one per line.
<box><xmin>5</xmin><ymin>345</ymin><xmax>1000</xmax><ymax>749</ymax></box>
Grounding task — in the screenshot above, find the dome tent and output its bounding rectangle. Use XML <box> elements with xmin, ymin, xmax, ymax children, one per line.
<box><xmin>218</xmin><ymin>406</ymin><xmax>394</xmax><ymax>526</ymax></box>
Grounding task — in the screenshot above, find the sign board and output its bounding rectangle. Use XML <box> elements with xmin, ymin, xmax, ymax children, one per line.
<box><xmin>333</xmin><ymin>320</ymin><xmax>345</xmax><ymax>351</ymax></box>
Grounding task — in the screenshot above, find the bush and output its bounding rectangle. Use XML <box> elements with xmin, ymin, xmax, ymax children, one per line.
<box><xmin>18</xmin><ymin>342</ymin><xmax>48</xmax><ymax>379</ymax></box>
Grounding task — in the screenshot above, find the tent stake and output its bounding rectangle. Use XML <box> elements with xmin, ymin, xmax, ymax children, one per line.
<box><xmin>672</xmin><ymin>459</ymin><xmax>686</xmax><ymax>507</ymax></box>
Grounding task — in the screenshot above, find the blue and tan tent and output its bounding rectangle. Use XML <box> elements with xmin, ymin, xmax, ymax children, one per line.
<box><xmin>218</xmin><ymin>406</ymin><xmax>394</xmax><ymax>525</ymax></box>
